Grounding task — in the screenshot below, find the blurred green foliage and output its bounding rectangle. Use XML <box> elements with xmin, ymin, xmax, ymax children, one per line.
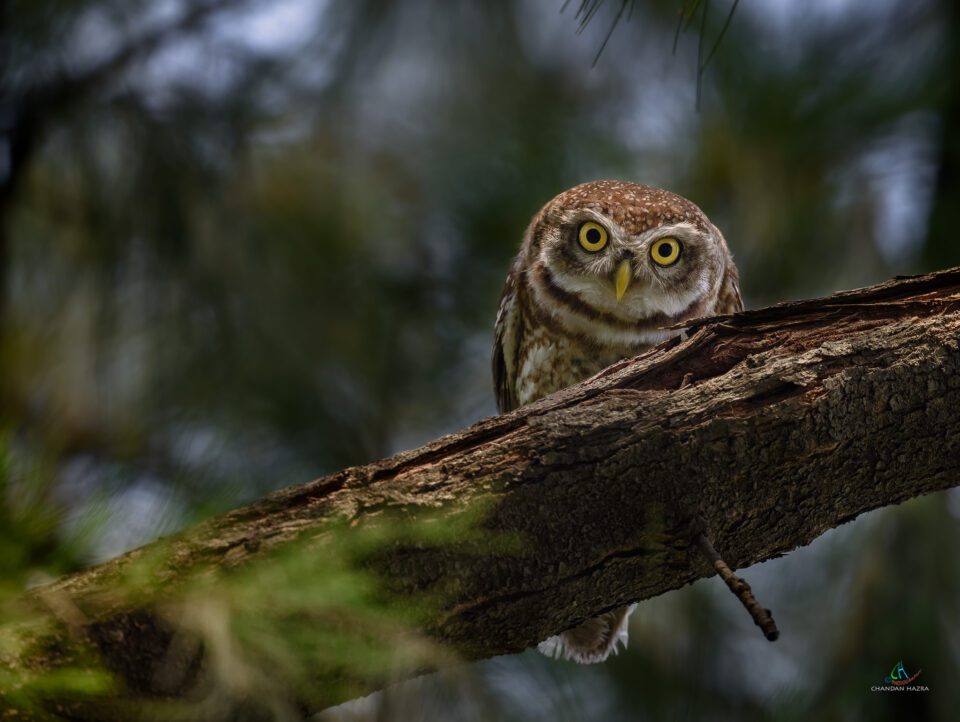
<box><xmin>2</xmin><ymin>0</ymin><xmax>960</xmax><ymax>720</ymax></box>
<box><xmin>0</xmin><ymin>488</ymin><xmax>503</xmax><ymax>719</ymax></box>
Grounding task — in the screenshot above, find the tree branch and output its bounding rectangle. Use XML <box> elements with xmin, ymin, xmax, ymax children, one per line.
<box><xmin>695</xmin><ymin>533</ymin><xmax>779</xmax><ymax>641</ymax></box>
<box><xmin>4</xmin><ymin>267</ymin><xmax>960</xmax><ymax>720</ymax></box>
<box><xmin>0</xmin><ymin>0</ymin><xmax>250</xmax><ymax>214</ymax></box>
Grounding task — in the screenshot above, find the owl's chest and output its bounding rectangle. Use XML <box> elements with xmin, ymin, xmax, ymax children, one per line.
<box><xmin>514</xmin><ymin>327</ymin><xmax>638</xmax><ymax>407</ymax></box>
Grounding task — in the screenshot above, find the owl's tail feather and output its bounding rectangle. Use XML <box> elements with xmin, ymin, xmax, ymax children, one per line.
<box><xmin>537</xmin><ymin>604</ymin><xmax>636</xmax><ymax>664</ymax></box>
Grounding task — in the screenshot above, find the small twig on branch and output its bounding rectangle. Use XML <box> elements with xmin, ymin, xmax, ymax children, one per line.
<box><xmin>696</xmin><ymin>533</ymin><xmax>779</xmax><ymax>641</ymax></box>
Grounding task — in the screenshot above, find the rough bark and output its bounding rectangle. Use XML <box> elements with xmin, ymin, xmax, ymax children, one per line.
<box><xmin>4</xmin><ymin>267</ymin><xmax>960</xmax><ymax>720</ymax></box>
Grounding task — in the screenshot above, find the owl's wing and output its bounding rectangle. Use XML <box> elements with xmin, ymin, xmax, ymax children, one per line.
<box><xmin>716</xmin><ymin>262</ymin><xmax>744</xmax><ymax>315</ymax></box>
<box><xmin>492</xmin><ymin>267</ymin><xmax>522</xmax><ymax>413</ymax></box>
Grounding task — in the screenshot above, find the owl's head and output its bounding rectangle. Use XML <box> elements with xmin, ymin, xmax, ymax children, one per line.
<box><xmin>522</xmin><ymin>180</ymin><xmax>738</xmax><ymax>348</ymax></box>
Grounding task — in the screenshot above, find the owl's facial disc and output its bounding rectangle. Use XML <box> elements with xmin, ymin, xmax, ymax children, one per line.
<box><xmin>521</xmin><ymin>181</ymin><xmax>734</xmax><ymax>352</ymax></box>
<box><xmin>538</xmin><ymin>211</ymin><xmax>721</xmax><ymax>325</ymax></box>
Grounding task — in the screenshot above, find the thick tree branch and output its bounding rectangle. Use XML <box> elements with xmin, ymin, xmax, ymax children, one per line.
<box><xmin>4</xmin><ymin>267</ymin><xmax>960</xmax><ymax>720</ymax></box>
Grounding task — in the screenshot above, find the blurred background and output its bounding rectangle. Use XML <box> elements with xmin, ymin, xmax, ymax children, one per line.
<box><xmin>2</xmin><ymin>0</ymin><xmax>959</xmax><ymax>720</ymax></box>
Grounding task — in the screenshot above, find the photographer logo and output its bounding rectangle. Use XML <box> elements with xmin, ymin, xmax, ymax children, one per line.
<box><xmin>870</xmin><ymin>661</ymin><xmax>929</xmax><ymax>693</ymax></box>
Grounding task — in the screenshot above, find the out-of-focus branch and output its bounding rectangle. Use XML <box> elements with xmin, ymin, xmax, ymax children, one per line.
<box><xmin>0</xmin><ymin>0</ymin><xmax>249</xmax><ymax>213</ymax></box>
<box><xmin>0</xmin><ymin>0</ymin><xmax>250</xmax><ymax>403</ymax></box>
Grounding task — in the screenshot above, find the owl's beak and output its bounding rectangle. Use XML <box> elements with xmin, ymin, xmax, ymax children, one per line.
<box><xmin>614</xmin><ymin>260</ymin><xmax>632</xmax><ymax>302</ymax></box>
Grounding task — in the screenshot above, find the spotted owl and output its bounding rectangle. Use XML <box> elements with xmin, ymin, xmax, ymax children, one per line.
<box><xmin>492</xmin><ymin>180</ymin><xmax>742</xmax><ymax>664</ymax></box>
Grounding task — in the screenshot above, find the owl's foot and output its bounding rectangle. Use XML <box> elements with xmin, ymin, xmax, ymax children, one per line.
<box><xmin>537</xmin><ymin>604</ymin><xmax>636</xmax><ymax>664</ymax></box>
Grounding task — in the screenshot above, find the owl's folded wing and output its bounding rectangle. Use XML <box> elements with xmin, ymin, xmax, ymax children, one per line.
<box><xmin>493</xmin><ymin>266</ymin><xmax>522</xmax><ymax>414</ymax></box>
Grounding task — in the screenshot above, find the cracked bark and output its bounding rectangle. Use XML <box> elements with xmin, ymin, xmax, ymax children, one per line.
<box><xmin>4</xmin><ymin>267</ymin><xmax>960</xmax><ymax>720</ymax></box>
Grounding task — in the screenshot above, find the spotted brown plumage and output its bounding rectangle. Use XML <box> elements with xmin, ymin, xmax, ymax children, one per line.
<box><xmin>492</xmin><ymin>180</ymin><xmax>742</xmax><ymax>663</ymax></box>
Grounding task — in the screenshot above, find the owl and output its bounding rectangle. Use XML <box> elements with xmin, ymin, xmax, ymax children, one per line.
<box><xmin>492</xmin><ymin>180</ymin><xmax>742</xmax><ymax>664</ymax></box>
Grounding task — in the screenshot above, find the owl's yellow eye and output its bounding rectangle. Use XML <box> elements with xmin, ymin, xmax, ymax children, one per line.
<box><xmin>650</xmin><ymin>237</ymin><xmax>681</xmax><ymax>266</ymax></box>
<box><xmin>577</xmin><ymin>222</ymin><xmax>608</xmax><ymax>252</ymax></box>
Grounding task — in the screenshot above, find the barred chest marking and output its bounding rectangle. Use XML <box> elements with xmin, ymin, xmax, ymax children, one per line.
<box><xmin>515</xmin><ymin>323</ymin><xmax>652</xmax><ymax>407</ymax></box>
